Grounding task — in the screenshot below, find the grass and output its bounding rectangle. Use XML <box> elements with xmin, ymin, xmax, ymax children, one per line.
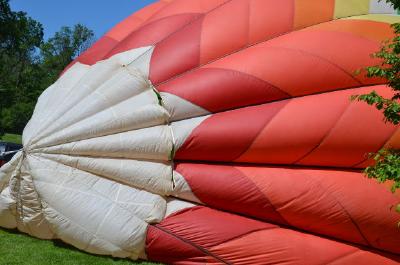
<box><xmin>0</xmin><ymin>133</ymin><xmax>22</xmax><ymax>144</ymax></box>
<box><xmin>0</xmin><ymin>228</ymin><xmax>161</xmax><ymax>265</ymax></box>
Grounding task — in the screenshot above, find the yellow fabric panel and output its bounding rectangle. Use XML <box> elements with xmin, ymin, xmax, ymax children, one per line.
<box><xmin>334</xmin><ymin>0</ymin><xmax>370</xmax><ymax>19</ymax></box>
<box><xmin>345</xmin><ymin>14</ymin><xmax>400</xmax><ymax>24</ymax></box>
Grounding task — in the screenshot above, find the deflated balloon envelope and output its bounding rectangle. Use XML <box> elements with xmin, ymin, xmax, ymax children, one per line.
<box><xmin>1</xmin><ymin>0</ymin><xmax>400</xmax><ymax>264</ymax></box>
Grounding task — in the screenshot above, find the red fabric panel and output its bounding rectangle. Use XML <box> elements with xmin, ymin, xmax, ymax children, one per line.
<box><xmin>145</xmin><ymin>206</ymin><xmax>400</xmax><ymax>265</ymax></box>
<box><xmin>146</xmin><ymin>225</ymin><xmax>209</xmax><ymax>264</ymax></box>
<box><xmin>175</xmin><ymin>86</ymin><xmax>398</xmax><ymax>167</ymax></box>
<box><xmin>152</xmin><ymin>206</ymin><xmax>274</xmax><ymax>249</ymax></box>
<box><xmin>175</xmin><ymin>163</ymin><xmax>288</xmax><ymax>225</ymax></box>
<box><xmin>199</xmin><ymin>0</ymin><xmax>250</xmax><ymax>65</ymax></box>
<box><xmin>297</xmin><ymin>86</ymin><xmax>397</xmax><ymax>167</ymax></box>
<box><xmin>106</xmin><ymin>13</ymin><xmax>202</xmax><ymax>58</ymax></box>
<box><xmin>175</xmin><ymin>164</ymin><xmax>400</xmax><ymax>254</ymax></box>
<box><xmin>235</xmin><ymin>89</ymin><xmax>352</xmax><ymax>164</ymax></box>
<box><xmin>175</xmin><ymin>100</ymin><xmax>288</xmax><ymax>161</ymax></box>
<box><xmin>150</xmin><ymin>17</ymin><xmax>204</xmax><ymax>84</ymax></box>
<box><xmin>157</xmin><ymin>67</ymin><xmax>290</xmax><ymax>112</ymax></box>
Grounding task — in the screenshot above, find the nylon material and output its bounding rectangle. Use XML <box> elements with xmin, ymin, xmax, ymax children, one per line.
<box><xmin>345</xmin><ymin>14</ymin><xmax>400</xmax><ymax>24</ymax></box>
<box><xmin>41</xmin><ymin>202</ymin><xmax>144</xmax><ymax>259</ymax></box>
<box><xmin>0</xmin><ymin>187</ymin><xmax>17</xmax><ymax>229</ymax></box>
<box><xmin>7</xmin><ymin>159</ymin><xmax>54</xmax><ymax>239</ymax></box>
<box><xmin>111</xmin><ymin>46</ymin><xmax>153</xmax><ymax>68</ymax></box>
<box><xmin>0</xmin><ymin>151</ymin><xmax>22</xmax><ymax>192</ymax></box>
<box><xmin>26</xmin><ymin>60</ymin><xmax>124</xmax><ymax>147</ymax></box>
<box><xmin>165</xmin><ymin>198</ymin><xmax>197</xmax><ymax>218</ymax></box>
<box><xmin>161</xmin><ymin>92</ymin><xmax>210</xmax><ymax>121</ymax></box>
<box><xmin>33</xmin><ymin>47</ymin><xmax>151</xmax><ymax>139</ymax></box>
<box><xmin>23</xmin><ymin>83</ymin><xmax>57</xmax><ymax>142</ymax></box>
<box><xmin>36</xmin><ymin>125</ymin><xmax>173</xmax><ymax>161</ymax></box>
<box><xmin>28</xmin><ymin>157</ymin><xmax>166</xmax><ymax>223</ymax></box>
<box><xmin>126</xmin><ymin>46</ymin><xmax>155</xmax><ymax>77</ymax></box>
<box><xmin>170</xmin><ymin>116</ymin><xmax>209</xmax><ymax>150</ymax></box>
<box><xmin>334</xmin><ymin>0</ymin><xmax>370</xmax><ymax>19</ymax></box>
<box><xmin>24</xmin><ymin>63</ymin><xmax>93</xmax><ymax>146</ymax></box>
<box><xmin>39</xmin><ymin>154</ymin><xmax>173</xmax><ymax>195</ymax></box>
<box><xmin>171</xmin><ymin>171</ymin><xmax>202</xmax><ymax>203</ymax></box>
<box><xmin>29</xmin><ymin>67</ymin><xmax>150</xmax><ymax>150</ymax></box>
<box><xmin>27</xmin><ymin>158</ymin><xmax>162</xmax><ymax>258</ymax></box>
<box><xmin>34</xmin><ymin>90</ymin><xmax>169</xmax><ymax>149</ymax></box>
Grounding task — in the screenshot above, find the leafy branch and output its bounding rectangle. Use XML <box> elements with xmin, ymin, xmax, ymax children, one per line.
<box><xmin>352</xmin><ymin>2</ymin><xmax>400</xmax><ymax>202</ymax></box>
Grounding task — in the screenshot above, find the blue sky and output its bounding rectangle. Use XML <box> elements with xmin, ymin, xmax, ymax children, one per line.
<box><xmin>10</xmin><ymin>0</ymin><xmax>157</xmax><ymax>39</ymax></box>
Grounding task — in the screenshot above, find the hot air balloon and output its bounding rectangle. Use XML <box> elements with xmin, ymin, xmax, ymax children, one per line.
<box><xmin>1</xmin><ymin>0</ymin><xmax>400</xmax><ymax>264</ymax></box>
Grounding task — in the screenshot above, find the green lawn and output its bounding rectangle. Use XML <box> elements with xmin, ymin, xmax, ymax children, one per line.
<box><xmin>0</xmin><ymin>133</ymin><xmax>22</xmax><ymax>144</ymax></box>
<box><xmin>0</xmin><ymin>228</ymin><xmax>161</xmax><ymax>265</ymax></box>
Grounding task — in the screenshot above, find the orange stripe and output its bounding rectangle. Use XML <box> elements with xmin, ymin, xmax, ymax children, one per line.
<box><xmin>294</xmin><ymin>0</ymin><xmax>335</xmax><ymax>29</ymax></box>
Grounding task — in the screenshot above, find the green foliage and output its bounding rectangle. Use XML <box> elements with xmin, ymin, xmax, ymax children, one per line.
<box><xmin>365</xmin><ymin>149</ymin><xmax>400</xmax><ymax>194</ymax></box>
<box><xmin>352</xmin><ymin>0</ymin><xmax>400</xmax><ymax>200</ymax></box>
<box><xmin>0</xmin><ymin>0</ymin><xmax>95</xmax><ymax>136</ymax></box>
<box><xmin>0</xmin><ymin>228</ymin><xmax>162</xmax><ymax>265</ymax></box>
<box><xmin>380</xmin><ymin>0</ymin><xmax>400</xmax><ymax>10</ymax></box>
<box><xmin>40</xmin><ymin>24</ymin><xmax>94</xmax><ymax>84</ymax></box>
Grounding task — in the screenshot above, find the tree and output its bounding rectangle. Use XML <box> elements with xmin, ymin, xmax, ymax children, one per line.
<box><xmin>0</xmin><ymin>0</ymin><xmax>95</xmax><ymax>136</ymax></box>
<box><xmin>352</xmin><ymin>0</ymin><xmax>400</xmax><ymax>201</ymax></box>
<box><xmin>40</xmin><ymin>24</ymin><xmax>94</xmax><ymax>86</ymax></box>
<box><xmin>0</xmin><ymin>0</ymin><xmax>44</xmax><ymax>136</ymax></box>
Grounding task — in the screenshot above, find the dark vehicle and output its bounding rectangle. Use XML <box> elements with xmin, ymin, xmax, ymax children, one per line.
<box><xmin>0</xmin><ymin>142</ymin><xmax>22</xmax><ymax>167</ymax></box>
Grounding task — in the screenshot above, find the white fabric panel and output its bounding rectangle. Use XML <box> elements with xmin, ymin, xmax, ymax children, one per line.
<box><xmin>171</xmin><ymin>171</ymin><xmax>202</xmax><ymax>203</ymax></box>
<box><xmin>165</xmin><ymin>198</ymin><xmax>197</xmax><ymax>218</ymax></box>
<box><xmin>112</xmin><ymin>46</ymin><xmax>153</xmax><ymax>69</ymax></box>
<box><xmin>0</xmin><ymin>151</ymin><xmax>23</xmax><ymax>192</ymax></box>
<box><xmin>34</xmin><ymin>90</ymin><xmax>169</xmax><ymax>149</ymax></box>
<box><xmin>29</xmin><ymin>67</ymin><xmax>151</xmax><ymax>150</ymax></box>
<box><xmin>28</xmin><ymin>156</ymin><xmax>165</xmax><ymax>258</ymax></box>
<box><xmin>161</xmin><ymin>92</ymin><xmax>210</xmax><ymax>122</ymax></box>
<box><xmin>171</xmin><ymin>116</ymin><xmax>209</xmax><ymax>150</ymax></box>
<box><xmin>24</xmin><ymin>63</ymin><xmax>91</xmax><ymax>145</ymax></box>
<box><xmin>8</xmin><ymin>159</ymin><xmax>54</xmax><ymax>239</ymax></box>
<box><xmin>0</xmin><ymin>187</ymin><xmax>17</xmax><ymax>229</ymax></box>
<box><xmin>369</xmin><ymin>0</ymin><xmax>396</xmax><ymax>13</ymax></box>
<box><xmin>126</xmin><ymin>46</ymin><xmax>155</xmax><ymax>77</ymax></box>
<box><xmin>40</xmin><ymin>154</ymin><xmax>174</xmax><ymax>195</ymax></box>
<box><xmin>26</xmin><ymin>47</ymin><xmax>154</xmax><ymax>147</ymax></box>
<box><xmin>37</xmin><ymin>125</ymin><xmax>173</xmax><ymax>161</ymax></box>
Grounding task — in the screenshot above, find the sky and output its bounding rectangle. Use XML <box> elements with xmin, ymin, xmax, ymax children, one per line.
<box><xmin>10</xmin><ymin>0</ymin><xmax>158</xmax><ymax>40</ymax></box>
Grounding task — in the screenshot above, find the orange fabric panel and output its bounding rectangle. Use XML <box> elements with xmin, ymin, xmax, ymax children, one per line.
<box><xmin>385</xmin><ymin>128</ymin><xmax>400</xmax><ymax>149</ymax></box>
<box><xmin>266</xmin><ymin>30</ymin><xmax>383</xmax><ymax>85</ymax></box>
<box><xmin>294</xmin><ymin>0</ymin><xmax>335</xmax><ymax>29</ymax></box>
<box><xmin>207</xmin><ymin>46</ymin><xmax>360</xmax><ymax>96</ymax></box>
<box><xmin>298</xmin><ymin>86</ymin><xmax>398</xmax><ymax>167</ymax></box>
<box><xmin>145</xmin><ymin>0</ymin><xmax>227</xmax><ymax>24</ymax></box>
<box><xmin>237</xmin><ymin>166</ymin><xmax>400</xmax><ymax>252</ymax></box>
<box><xmin>248</xmin><ymin>0</ymin><xmax>294</xmax><ymax>43</ymax></box>
<box><xmin>309</xmin><ymin>19</ymin><xmax>395</xmax><ymax>43</ymax></box>
<box><xmin>199</xmin><ymin>0</ymin><xmax>250</xmax><ymax>64</ymax></box>
<box><xmin>208</xmin><ymin>228</ymin><xmax>398</xmax><ymax>265</ymax></box>
<box><xmin>235</xmin><ymin>90</ymin><xmax>351</xmax><ymax>164</ymax></box>
<box><xmin>106</xmin><ymin>1</ymin><xmax>168</xmax><ymax>41</ymax></box>
<box><xmin>237</xmin><ymin>167</ymin><xmax>369</xmax><ymax>245</ymax></box>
